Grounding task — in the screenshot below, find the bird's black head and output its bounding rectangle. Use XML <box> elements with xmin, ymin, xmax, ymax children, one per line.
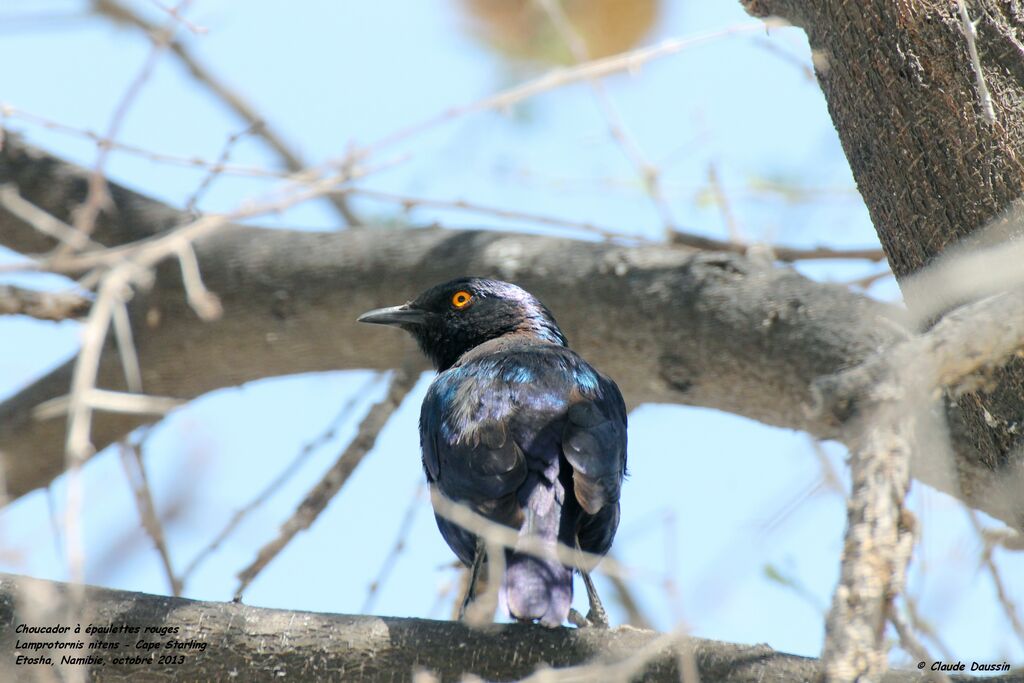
<box><xmin>357</xmin><ymin>277</ymin><xmax>567</xmax><ymax>371</ymax></box>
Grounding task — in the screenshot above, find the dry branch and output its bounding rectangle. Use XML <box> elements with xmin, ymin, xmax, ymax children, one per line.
<box><xmin>234</xmin><ymin>362</ymin><xmax>419</xmax><ymax>598</ymax></box>
<box><xmin>92</xmin><ymin>0</ymin><xmax>360</xmax><ymax>226</ymax></box>
<box><xmin>0</xmin><ymin>573</ymin><xmax>1016</xmax><ymax>683</ymax></box>
<box><xmin>0</xmin><ymin>285</ymin><xmax>89</xmax><ymax>321</ymax></box>
<box><xmin>1</xmin><ymin>136</ymin><xmax>1023</xmax><ymax>535</ymax></box>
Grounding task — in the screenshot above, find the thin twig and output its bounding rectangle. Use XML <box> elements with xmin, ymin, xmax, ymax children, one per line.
<box><xmin>37</xmin><ymin>158</ymin><xmax>395</xmax><ymax>277</ymax></box>
<box><xmin>428</xmin><ymin>489</ymin><xmax>652</xmax><ymax>584</ymax></box>
<box><xmin>2</xmin><ymin>105</ymin><xmax>287</xmax><ymax>179</ymax></box>
<box><xmin>359</xmin><ymin>21</ymin><xmax>783</xmax><ymax>159</ymax></box>
<box><xmin>176</xmin><ymin>243</ymin><xmax>223</xmax><ymax>320</ymax></box>
<box><xmin>955</xmin><ymin>0</ymin><xmax>996</xmax><ymax>125</ymax></box>
<box><xmin>889</xmin><ymin>604</ymin><xmax>951</xmax><ymax>683</ymax></box>
<box><xmin>148</xmin><ymin>0</ymin><xmax>206</xmax><ymax>35</ymax></box>
<box><xmin>181</xmin><ymin>372</ymin><xmax>383</xmax><ymax>583</ymax></box>
<box><xmin>464</xmin><ymin>538</ymin><xmax>504</xmax><ymax>627</ymax></box>
<box><xmin>352</xmin><ymin>186</ymin><xmax>886</xmax><ymax>261</ymax></box>
<box><xmin>536</xmin><ymin>0</ymin><xmax>680</xmax><ymax>237</ymax></box>
<box><xmin>111</xmin><ymin>300</ymin><xmax>143</xmax><ymax>392</ymax></box>
<box><xmin>184</xmin><ymin>124</ymin><xmax>258</xmax><ymax>214</ymax></box>
<box><xmin>234</xmin><ymin>363</ymin><xmax>419</xmax><ymax>599</ymax></box>
<box><xmin>32</xmin><ymin>389</ymin><xmax>183</xmax><ymax>421</ymax></box>
<box><xmin>351</xmin><ymin>187</ymin><xmax>639</xmax><ymax>241</ymax></box>
<box><xmin>93</xmin><ymin>0</ymin><xmax>361</xmax><ymax>227</ymax></box>
<box><xmin>753</xmin><ymin>36</ymin><xmax>816</xmax><ymax>82</ymax></box>
<box><xmin>68</xmin><ymin>0</ymin><xmax>195</xmax><ymax>250</ymax></box>
<box><xmin>845</xmin><ymin>266</ymin><xmax>894</xmax><ymax>290</ymax></box>
<box><xmin>968</xmin><ymin>510</ymin><xmax>1024</xmax><ymax>645</ymax></box>
<box><xmin>0</xmin><ymin>184</ymin><xmax>103</xmax><ymax>252</ymax></box>
<box><xmin>905</xmin><ymin>594</ymin><xmax>954</xmax><ymax>661</ymax></box>
<box><xmin>669</xmin><ymin>230</ymin><xmax>884</xmax><ymax>262</ymax></box>
<box><xmin>0</xmin><ymin>284</ymin><xmax>90</xmax><ymax>321</ymax></box>
<box><xmin>362</xmin><ymin>481</ymin><xmax>426</xmax><ymax>613</ymax></box>
<box><xmin>118</xmin><ymin>440</ymin><xmax>182</xmax><ymax>596</ymax></box>
<box><xmin>604</xmin><ymin>565</ymin><xmax>654</xmax><ymax>630</ymax></box>
<box><xmin>513</xmin><ymin>630</ymin><xmax>688</xmax><ymax>683</ymax></box>
<box><xmin>705</xmin><ymin>162</ymin><xmax>742</xmax><ymax>243</ymax></box>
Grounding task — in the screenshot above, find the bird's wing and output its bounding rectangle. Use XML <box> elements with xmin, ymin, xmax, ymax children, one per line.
<box><xmin>562</xmin><ymin>373</ymin><xmax>628</xmax><ymax>516</ymax></box>
<box><xmin>420</xmin><ymin>367</ymin><xmax>527</xmax><ymax>503</ymax></box>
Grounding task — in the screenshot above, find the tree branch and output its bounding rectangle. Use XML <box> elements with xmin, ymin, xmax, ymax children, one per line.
<box><xmin>0</xmin><ymin>136</ymin><xmax>901</xmax><ymax>485</ymax></box>
<box><xmin>0</xmin><ymin>284</ymin><xmax>89</xmax><ymax>321</ymax></box>
<box><xmin>0</xmin><ymin>573</ymin><xmax>1015</xmax><ymax>682</ymax></box>
<box><xmin>0</xmin><ymin>136</ymin><xmax>1020</xmax><ymax>535</ymax></box>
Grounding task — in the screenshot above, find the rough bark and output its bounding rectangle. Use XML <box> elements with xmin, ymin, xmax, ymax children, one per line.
<box><xmin>741</xmin><ymin>0</ymin><xmax>1024</xmax><ymax>522</ymax></box>
<box><xmin>0</xmin><ymin>573</ymin><xmax>1018</xmax><ymax>683</ymax></box>
<box><xmin>2</xmin><ymin>134</ymin><xmax>1023</xmax><ymax>529</ymax></box>
<box><xmin>0</xmin><ymin>136</ymin><xmax>903</xmax><ymax>493</ymax></box>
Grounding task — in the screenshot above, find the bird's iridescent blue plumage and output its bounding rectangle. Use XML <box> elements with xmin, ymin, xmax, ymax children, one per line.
<box><xmin>361</xmin><ymin>277</ymin><xmax>626</xmax><ymax>627</ymax></box>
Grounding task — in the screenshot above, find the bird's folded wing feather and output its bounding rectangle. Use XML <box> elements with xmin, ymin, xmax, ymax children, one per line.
<box><xmin>563</xmin><ymin>376</ymin><xmax>628</xmax><ymax>515</ymax></box>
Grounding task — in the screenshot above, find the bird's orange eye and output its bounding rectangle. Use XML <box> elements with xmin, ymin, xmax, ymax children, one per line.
<box><xmin>451</xmin><ymin>290</ymin><xmax>473</xmax><ymax>309</ymax></box>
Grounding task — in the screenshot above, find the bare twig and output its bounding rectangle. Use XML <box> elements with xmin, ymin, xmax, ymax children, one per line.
<box><xmin>184</xmin><ymin>124</ymin><xmax>258</xmax><ymax>214</ymax></box>
<box><xmin>901</xmin><ymin>229</ymin><xmax>1024</xmax><ymax>325</ymax></box>
<box><xmin>351</xmin><ymin>187</ymin><xmax>639</xmax><ymax>241</ymax></box>
<box><xmin>2</xmin><ymin>105</ymin><xmax>286</xmax><ymax>178</ymax></box>
<box><xmin>362</xmin><ymin>482</ymin><xmax>426</xmax><ymax>613</ymax></box>
<box><xmin>669</xmin><ymin>230</ymin><xmax>884</xmax><ymax>262</ymax></box>
<box><xmin>182</xmin><ymin>372</ymin><xmax>383</xmax><ymax>583</ymax></box>
<box><xmin>705</xmin><ymin>163</ymin><xmax>742</xmax><ymax>243</ymax></box>
<box><xmin>359</xmin><ymin>21</ymin><xmax>783</xmax><ymax>158</ymax></box>
<box><xmin>352</xmin><ymin>186</ymin><xmax>886</xmax><ymax>261</ymax></box>
<box><xmin>753</xmin><ymin>36</ymin><xmax>816</xmax><ymax>81</ymax></box>
<box><xmin>968</xmin><ymin>510</ymin><xmax>1024</xmax><ymax>645</ymax></box>
<box><xmin>93</xmin><ymin>0</ymin><xmax>361</xmax><ymax>227</ymax></box>
<box><xmin>32</xmin><ymin>389</ymin><xmax>183</xmax><ymax>421</ymax></box>
<box><xmin>845</xmin><ymin>266</ymin><xmax>894</xmax><ymax>291</ymax></box>
<box><xmin>0</xmin><ymin>284</ymin><xmax>90</xmax><ymax>321</ymax></box>
<box><xmin>535</xmin><ymin>0</ymin><xmax>680</xmax><ymax>237</ymax></box>
<box><xmin>955</xmin><ymin>0</ymin><xmax>996</xmax><ymax>125</ymax></box>
<box><xmin>118</xmin><ymin>440</ymin><xmax>181</xmax><ymax>596</ymax></box>
<box><xmin>889</xmin><ymin>604</ymin><xmax>951</xmax><ymax>683</ymax></box>
<box><xmin>148</xmin><ymin>0</ymin><xmax>206</xmax><ymax>35</ymax></box>
<box><xmin>176</xmin><ymin>243</ymin><xmax>223</xmax><ymax>320</ymax></box>
<box><xmin>68</xmin><ymin>0</ymin><xmax>196</xmax><ymax>250</ymax></box>
<box><xmin>463</xmin><ymin>538</ymin><xmax>504</xmax><ymax>627</ymax></box>
<box><xmin>428</xmin><ymin>489</ymin><xmax>647</xmax><ymax>584</ymax></box>
<box><xmin>234</xmin><ymin>362</ymin><xmax>419</xmax><ymax>599</ymax></box>
<box><xmin>111</xmin><ymin>300</ymin><xmax>143</xmax><ymax>392</ymax></box>
<box><xmin>513</xmin><ymin>630</ymin><xmax>688</xmax><ymax>683</ymax></box>
<box><xmin>0</xmin><ymin>183</ymin><xmax>103</xmax><ymax>252</ymax></box>
<box><xmin>905</xmin><ymin>594</ymin><xmax>954</xmax><ymax>662</ymax></box>
<box><xmin>604</xmin><ymin>566</ymin><xmax>655</xmax><ymax>630</ymax></box>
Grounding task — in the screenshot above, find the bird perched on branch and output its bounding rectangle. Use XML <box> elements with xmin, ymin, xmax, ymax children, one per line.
<box><xmin>358</xmin><ymin>277</ymin><xmax>627</xmax><ymax>628</ymax></box>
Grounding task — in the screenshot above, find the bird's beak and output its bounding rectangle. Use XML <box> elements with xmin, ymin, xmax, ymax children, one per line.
<box><xmin>357</xmin><ymin>303</ymin><xmax>427</xmax><ymax>327</ymax></box>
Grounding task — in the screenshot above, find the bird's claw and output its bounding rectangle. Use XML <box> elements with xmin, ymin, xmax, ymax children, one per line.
<box><xmin>578</xmin><ymin>570</ymin><xmax>610</xmax><ymax>628</ymax></box>
<box><xmin>568</xmin><ymin>607</ymin><xmax>608</xmax><ymax>629</ymax></box>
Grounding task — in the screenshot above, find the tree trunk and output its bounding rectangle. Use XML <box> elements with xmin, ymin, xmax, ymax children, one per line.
<box><xmin>742</xmin><ymin>0</ymin><xmax>1024</xmax><ymax>526</ymax></box>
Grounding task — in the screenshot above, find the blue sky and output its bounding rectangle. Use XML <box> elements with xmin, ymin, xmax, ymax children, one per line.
<box><xmin>1</xmin><ymin>0</ymin><xmax>1021</xmax><ymax>669</ymax></box>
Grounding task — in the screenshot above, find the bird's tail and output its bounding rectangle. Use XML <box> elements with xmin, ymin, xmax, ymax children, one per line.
<box><xmin>502</xmin><ymin>479</ymin><xmax>572</xmax><ymax>627</ymax></box>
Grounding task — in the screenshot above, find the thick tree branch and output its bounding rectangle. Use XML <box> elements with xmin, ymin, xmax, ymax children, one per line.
<box><xmin>0</xmin><ymin>136</ymin><xmax>1020</xmax><ymax>533</ymax></box>
<box><xmin>0</xmin><ymin>573</ymin><xmax>1015</xmax><ymax>682</ymax></box>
